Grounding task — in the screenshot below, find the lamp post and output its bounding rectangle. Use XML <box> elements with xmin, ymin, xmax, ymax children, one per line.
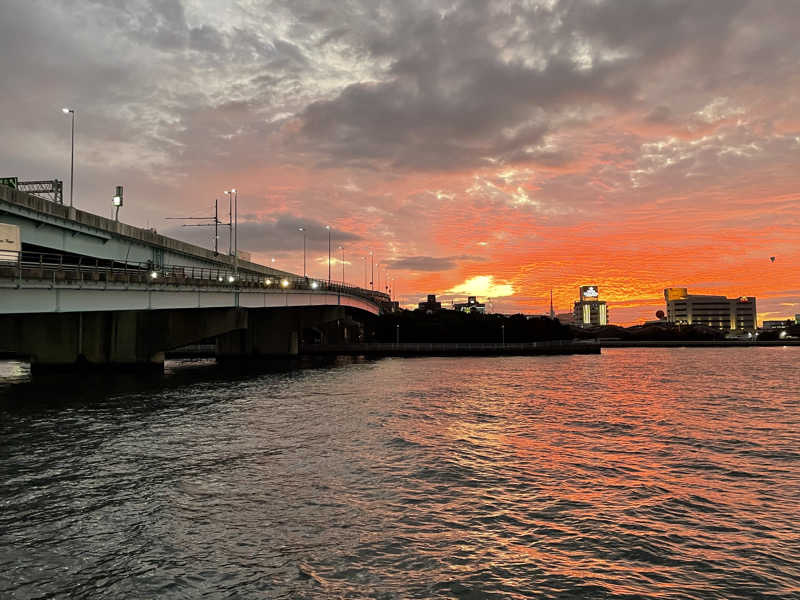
<box><xmin>370</xmin><ymin>251</ymin><xmax>374</xmax><ymax>290</ymax></box>
<box><xmin>61</xmin><ymin>107</ymin><xmax>75</xmax><ymax>207</ymax></box>
<box><xmin>224</xmin><ymin>189</ymin><xmax>238</xmax><ymax>277</ymax></box>
<box><xmin>501</xmin><ymin>323</ymin><xmax>505</xmax><ymax>346</ymax></box>
<box><xmin>362</xmin><ymin>256</ymin><xmax>367</xmax><ymax>288</ymax></box>
<box><xmin>326</xmin><ymin>225</ymin><xmax>332</xmax><ymax>286</ymax></box>
<box><xmin>338</xmin><ymin>245</ymin><xmax>344</xmax><ymax>284</ymax></box>
<box><xmin>298</xmin><ymin>227</ymin><xmax>306</xmax><ymax>277</ymax></box>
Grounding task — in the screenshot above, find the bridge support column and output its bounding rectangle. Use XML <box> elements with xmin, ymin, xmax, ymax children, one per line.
<box><xmin>0</xmin><ymin>308</ymin><xmax>247</xmax><ymax>372</ymax></box>
<box><xmin>216</xmin><ymin>306</ymin><xmax>356</xmax><ymax>360</ymax></box>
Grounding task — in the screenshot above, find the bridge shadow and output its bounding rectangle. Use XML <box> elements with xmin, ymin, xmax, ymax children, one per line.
<box><xmin>0</xmin><ymin>355</ymin><xmax>374</xmax><ymax>412</ymax></box>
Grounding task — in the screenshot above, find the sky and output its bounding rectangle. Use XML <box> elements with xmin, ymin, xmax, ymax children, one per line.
<box><xmin>1</xmin><ymin>0</ymin><xmax>798</xmax><ymax>324</ymax></box>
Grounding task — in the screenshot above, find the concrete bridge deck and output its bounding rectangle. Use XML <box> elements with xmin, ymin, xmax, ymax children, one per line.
<box><xmin>0</xmin><ymin>184</ymin><xmax>389</xmax><ymax>370</ymax></box>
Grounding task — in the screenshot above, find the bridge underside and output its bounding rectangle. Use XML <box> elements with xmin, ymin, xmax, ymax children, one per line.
<box><xmin>0</xmin><ymin>306</ymin><xmax>364</xmax><ymax>372</ymax></box>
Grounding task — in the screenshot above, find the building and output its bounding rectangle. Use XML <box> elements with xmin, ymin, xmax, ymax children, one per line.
<box><xmin>762</xmin><ymin>319</ymin><xmax>795</xmax><ymax>329</ymax></box>
<box><xmin>573</xmin><ymin>285</ymin><xmax>608</xmax><ymax>328</ymax></box>
<box><xmin>664</xmin><ymin>288</ymin><xmax>756</xmax><ymax>331</ymax></box>
<box><xmin>556</xmin><ymin>312</ymin><xmax>575</xmax><ymax>325</ymax></box>
<box><xmin>417</xmin><ymin>294</ymin><xmax>442</xmax><ymax>313</ymax></box>
<box><xmin>453</xmin><ymin>296</ymin><xmax>486</xmax><ymax>314</ymax></box>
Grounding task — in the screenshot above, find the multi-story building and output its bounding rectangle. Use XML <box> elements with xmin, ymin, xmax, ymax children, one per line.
<box><xmin>763</xmin><ymin>319</ymin><xmax>796</xmax><ymax>329</ymax></box>
<box><xmin>417</xmin><ymin>294</ymin><xmax>442</xmax><ymax>313</ymax></box>
<box><xmin>453</xmin><ymin>296</ymin><xmax>486</xmax><ymax>314</ymax></box>
<box><xmin>664</xmin><ymin>288</ymin><xmax>756</xmax><ymax>331</ymax></box>
<box><xmin>573</xmin><ymin>285</ymin><xmax>608</xmax><ymax>328</ymax></box>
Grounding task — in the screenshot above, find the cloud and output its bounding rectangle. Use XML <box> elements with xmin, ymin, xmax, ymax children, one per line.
<box><xmin>387</xmin><ymin>255</ymin><xmax>486</xmax><ymax>272</ymax></box>
<box><xmin>448</xmin><ymin>275</ymin><xmax>514</xmax><ymax>298</ymax></box>
<box><xmin>162</xmin><ymin>212</ymin><xmax>361</xmax><ymax>254</ymax></box>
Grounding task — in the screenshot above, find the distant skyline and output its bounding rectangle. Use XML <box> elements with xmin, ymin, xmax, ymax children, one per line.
<box><xmin>1</xmin><ymin>0</ymin><xmax>798</xmax><ymax>323</ymax></box>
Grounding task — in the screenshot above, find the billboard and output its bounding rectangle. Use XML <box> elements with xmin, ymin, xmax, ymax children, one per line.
<box><xmin>580</xmin><ymin>285</ymin><xmax>599</xmax><ymax>301</ymax></box>
<box><xmin>0</xmin><ymin>223</ymin><xmax>20</xmax><ymax>263</ymax></box>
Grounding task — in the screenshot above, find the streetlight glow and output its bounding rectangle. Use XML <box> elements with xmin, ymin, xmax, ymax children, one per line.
<box><xmin>298</xmin><ymin>226</ymin><xmax>307</xmax><ymax>277</ymax></box>
<box><xmin>61</xmin><ymin>107</ymin><xmax>75</xmax><ymax>207</ymax></box>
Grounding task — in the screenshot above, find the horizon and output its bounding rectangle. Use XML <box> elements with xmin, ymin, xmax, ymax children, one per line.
<box><xmin>2</xmin><ymin>1</ymin><xmax>798</xmax><ymax>326</ymax></box>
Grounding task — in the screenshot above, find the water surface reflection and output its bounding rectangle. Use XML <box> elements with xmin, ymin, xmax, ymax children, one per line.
<box><xmin>1</xmin><ymin>349</ymin><xmax>798</xmax><ymax>599</ymax></box>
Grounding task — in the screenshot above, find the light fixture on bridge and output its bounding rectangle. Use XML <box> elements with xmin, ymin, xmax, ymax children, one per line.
<box><xmin>150</xmin><ymin>271</ymin><xmax>158</xmax><ymax>279</ymax></box>
<box><xmin>218</xmin><ymin>276</ymin><xmax>224</xmax><ymax>282</ymax></box>
<box><xmin>112</xmin><ymin>185</ymin><xmax>123</xmax><ymax>221</ymax></box>
<box><xmin>281</xmin><ymin>278</ymin><xmax>289</xmax><ymax>288</ymax></box>
<box><xmin>311</xmin><ymin>280</ymin><xmax>318</xmax><ymax>289</ymax></box>
<box><xmin>227</xmin><ymin>274</ymin><xmax>235</xmax><ymax>283</ymax></box>
<box><xmin>265</xmin><ymin>278</ymin><xmax>272</xmax><ymax>286</ymax></box>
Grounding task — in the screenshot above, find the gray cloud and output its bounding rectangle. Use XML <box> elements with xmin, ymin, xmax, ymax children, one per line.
<box><xmin>387</xmin><ymin>255</ymin><xmax>486</xmax><ymax>272</ymax></box>
<box><xmin>2</xmin><ymin>0</ymin><xmax>800</xmax><ymax>221</ymax></box>
<box><xmin>162</xmin><ymin>212</ymin><xmax>361</xmax><ymax>254</ymax></box>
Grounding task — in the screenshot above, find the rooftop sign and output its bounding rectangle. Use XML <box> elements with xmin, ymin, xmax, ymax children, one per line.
<box><xmin>580</xmin><ymin>285</ymin><xmax>599</xmax><ymax>300</ymax></box>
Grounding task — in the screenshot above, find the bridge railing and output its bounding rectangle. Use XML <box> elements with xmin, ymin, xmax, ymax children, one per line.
<box><xmin>0</xmin><ymin>250</ymin><xmax>389</xmax><ymax>305</ymax></box>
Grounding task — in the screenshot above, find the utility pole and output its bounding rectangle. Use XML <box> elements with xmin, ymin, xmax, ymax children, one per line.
<box><xmin>165</xmin><ymin>199</ymin><xmax>224</xmax><ymax>253</ymax></box>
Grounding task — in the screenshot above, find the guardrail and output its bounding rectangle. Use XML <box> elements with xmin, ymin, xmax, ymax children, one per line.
<box><xmin>0</xmin><ymin>250</ymin><xmax>390</xmax><ymax>305</ymax></box>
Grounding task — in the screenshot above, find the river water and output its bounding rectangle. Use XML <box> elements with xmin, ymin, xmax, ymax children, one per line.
<box><xmin>1</xmin><ymin>348</ymin><xmax>798</xmax><ymax>599</ymax></box>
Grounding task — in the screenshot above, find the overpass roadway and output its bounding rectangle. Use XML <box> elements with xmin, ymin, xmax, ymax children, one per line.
<box><xmin>0</xmin><ymin>184</ymin><xmax>389</xmax><ymax>370</ymax></box>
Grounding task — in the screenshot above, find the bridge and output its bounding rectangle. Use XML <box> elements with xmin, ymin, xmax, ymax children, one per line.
<box><xmin>0</xmin><ymin>184</ymin><xmax>389</xmax><ymax>371</ymax></box>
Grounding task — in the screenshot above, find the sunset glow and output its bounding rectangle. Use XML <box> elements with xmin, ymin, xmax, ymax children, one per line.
<box><xmin>2</xmin><ymin>1</ymin><xmax>798</xmax><ymax>324</ymax></box>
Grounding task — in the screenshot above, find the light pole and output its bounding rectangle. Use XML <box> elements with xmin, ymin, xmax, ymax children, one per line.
<box><xmin>501</xmin><ymin>323</ymin><xmax>505</xmax><ymax>346</ymax></box>
<box><xmin>326</xmin><ymin>225</ymin><xmax>332</xmax><ymax>286</ymax></box>
<box><xmin>298</xmin><ymin>227</ymin><xmax>306</xmax><ymax>277</ymax></box>
<box><xmin>224</xmin><ymin>189</ymin><xmax>238</xmax><ymax>277</ymax></box>
<box><xmin>370</xmin><ymin>251</ymin><xmax>374</xmax><ymax>290</ymax></box>
<box><xmin>362</xmin><ymin>256</ymin><xmax>367</xmax><ymax>288</ymax></box>
<box><xmin>61</xmin><ymin>107</ymin><xmax>75</xmax><ymax>207</ymax></box>
<box><xmin>338</xmin><ymin>245</ymin><xmax>344</xmax><ymax>284</ymax></box>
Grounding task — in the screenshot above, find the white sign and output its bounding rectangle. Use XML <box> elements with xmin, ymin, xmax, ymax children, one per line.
<box><xmin>0</xmin><ymin>223</ymin><xmax>20</xmax><ymax>263</ymax></box>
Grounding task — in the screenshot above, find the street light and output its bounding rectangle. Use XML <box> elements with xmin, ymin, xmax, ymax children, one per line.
<box><xmin>61</xmin><ymin>107</ymin><xmax>75</xmax><ymax>207</ymax></box>
<box><xmin>298</xmin><ymin>227</ymin><xmax>306</xmax><ymax>276</ymax></box>
<box><xmin>112</xmin><ymin>185</ymin><xmax>123</xmax><ymax>221</ymax></box>
<box><xmin>369</xmin><ymin>250</ymin><xmax>374</xmax><ymax>290</ymax></box>
<box><xmin>338</xmin><ymin>245</ymin><xmax>344</xmax><ymax>284</ymax></box>
<box><xmin>362</xmin><ymin>256</ymin><xmax>367</xmax><ymax>288</ymax></box>
<box><xmin>224</xmin><ymin>188</ymin><xmax>238</xmax><ymax>277</ymax></box>
<box><xmin>326</xmin><ymin>225</ymin><xmax>332</xmax><ymax>286</ymax></box>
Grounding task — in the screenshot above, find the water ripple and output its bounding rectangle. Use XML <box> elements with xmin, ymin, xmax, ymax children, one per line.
<box><xmin>1</xmin><ymin>348</ymin><xmax>799</xmax><ymax>599</ymax></box>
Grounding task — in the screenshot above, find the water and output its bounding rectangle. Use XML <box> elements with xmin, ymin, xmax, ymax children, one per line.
<box><xmin>1</xmin><ymin>348</ymin><xmax>798</xmax><ymax>599</ymax></box>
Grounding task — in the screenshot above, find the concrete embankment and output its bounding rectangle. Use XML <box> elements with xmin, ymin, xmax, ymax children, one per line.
<box><xmin>300</xmin><ymin>341</ymin><xmax>599</xmax><ymax>357</ymax></box>
<box><xmin>598</xmin><ymin>340</ymin><xmax>800</xmax><ymax>348</ymax></box>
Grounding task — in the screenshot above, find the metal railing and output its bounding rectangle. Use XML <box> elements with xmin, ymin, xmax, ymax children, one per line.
<box><xmin>0</xmin><ymin>250</ymin><xmax>390</xmax><ymax>305</ymax></box>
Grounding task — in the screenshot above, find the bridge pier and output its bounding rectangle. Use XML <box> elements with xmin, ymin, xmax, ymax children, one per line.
<box><xmin>216</xmin><ymin>306</ymin><xmax>361</xmax><ymax>360</ymax></box>
<box><xmin>0</xmin><ymin>308</ymin><xmax>247</xmax><ymax>372</ymax></box>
